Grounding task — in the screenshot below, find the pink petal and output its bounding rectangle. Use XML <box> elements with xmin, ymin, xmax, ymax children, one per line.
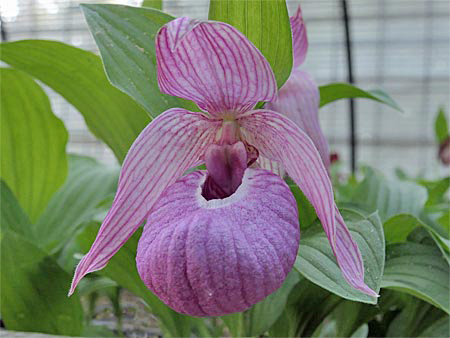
<box><xmin>136</xmin><ymin>168</ymin><xmax>300</xmax><ymax>316</ymax></box>
<box><xmin>156</xmin><ymin>17</ymin><xmax>277</xmax><ymax>117</ymax></box>
<box><xmin>238</xmin><ymin>110</ymin><xmax>377</xmax><ymax>297</ymax></box>
<box><xmin>69</xmin><ymin>109</ymin><xmax>221</xmax><ymax>295</ymax></box>
<box><xmin>266</xmin><ymin>69</ymin><xmax>330</xmax><ymax>169</ymax></box>
<box><xmin>290</xmin><ymin>6</ymin><xmax>308</xmax><ymax>68</ymax></box>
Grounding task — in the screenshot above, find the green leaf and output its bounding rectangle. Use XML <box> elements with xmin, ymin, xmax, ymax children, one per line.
<box><xmin>383</xmin><ymin>214</ymin><xmax>422</xmax><ymax>244</ymax></box>
<box><xmin>0</xmin><ymin>40</ymin><xmax>150</xmax><ymax>163</ymax></box>
<box><xmin>435</xmin><ymin>107</ymin><xmax>449</xmax><ymax>144</ymax></box>
<box><xmin>381</xmin><ymin>242</ymin><xmax>449</xmax><ymax>314</ymax></box>
<box><xmin>142</xmin><ymin>0</ymin><xmax>162</xmax><ymax>9</ymax></box>
<box><xmin>418</xmin><ymin>316</ymin><xmax>450</xmax><ymax>337</ymax></box>
<box><xmin>0</xmin><ymin>230</ymin><xmax>84</xmax><ymax>335</ymax></box>
<box><xmin>81</xmin><ymin>4</ymin><xmax>196</xmax><ymax>116</ymax></box>
<box><xmin>0</xmin><ymin>180</ymin><xmax>34</xmax><ymax>239</ymax></box>
<box><xmin>0</xmin><ymin>68</ymin><xmax>68</xmax><ymax>222</ymax></box>
<box><xmin>295</xmin><ymin>209</ymin><xmax>385</xmax><ymax>304</ymax></box>
<box><xmin>34</xmin><ymin>155</ymin><xmax>119</xmax><ymax>253</ymax></box>
<box><xmin>350</xmin><ymin>167</ymin><xmax>428</xmax><ymax>222</ymax></box>
<box><xmin>208</xmin><ymin>0</ymin><xmax>293</xmax><ymax>89</ymax></box>
<box><xmin>290</xmin><ymin>184</ymin><xmax>317</xmax><ymax>229</ymax></box>
<box><xmin>245</xmin><ymin>270</ymin><xmax>302</xmax><ymax>336</ymax></box>
<box><xmin>319</xmin><ymin>83</ymin><xmax>403</xmax><ymax>112</ymax></box>
<box><xmin>76</xmin><ymin>223</ymin><xmax>196</xmax><ymax>337</ymax></box>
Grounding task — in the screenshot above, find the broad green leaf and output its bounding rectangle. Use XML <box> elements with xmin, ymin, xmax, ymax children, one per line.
<box><xmin>81</xmin><ymin>4</ymin><xmax>196</xmax><ymax>116</ymax></box>
<box><xmin>420</xmin><ymin>176</ymin><xmax>450</xmax><ymax>206</ymax></box>
<box><xmin>0</xmin><ymin>180</ymin><xmax>34</xmax><ymax>239</ymax></box>
<box><xmin>419</xmin><ymin>316</ymin><xmax>450</xmax><ymax>337</ymax></box>
<box><xmin>208</xmin><ymin>0</ymin><xmax>292</xmax><ymax>89</ymax></box>
<box><xmin>295</xmin><ymin>209</ymin><xmax>385</xmax><ymax>304</ymax></box>
<box><xmin>383</xmin><ymin>214</ymin><xmax>422</xmax><ymax>243</ymax></box>
<box><xmin>350</xmin><ymin>324</ymin><xmax>369</xmax><ymax>338</ymax></box>
<box><xmin>350</xmin><ymin>167</ymin><xmax>428</xmax><ymax>222</ymax></box>
<box><xmin>77</xmin><ymin>223</ymin><xmax>195</xmax><ymax>337</ymax></box>
<box><xmin>435</xmin><ymin>107</ymin><xmax>449</xmax><ymax>144</ymax></box>
<box><xmin>0</xmin><ymin>68</ymin><xmax>68</xmax><ymax>222</ymax></box>
<box><xmin>142</xmin><ymin>0</ymin><xmax>162</xmax><ymax>9</ymax></box>
<box><xmin>381</xmin><ymin>242</ymin><xmax>449</xmax><ymax>314</ymax></box>
<box><xmin>0</xmin><ymin>230</ymin><xmax>83</xmax><ymax>335</ymax></box>
<box><xmin>246</xmin><ymin>270</ymin><xmax>301</xmax><ymax>336</ymax></box>
<box><xmin>0</xmin><ymin>40</ymin><xmax>150</xmax><ymax>163</ymax></box>
<box><xmin>34</xmin><ymin>155</ymin><xmax>118</xmax><ymax>253</ymax></box>
<box><xmin>319</xmin><ymin>83</ymin><xmax>402</xmax><ymax>112</ymax></box>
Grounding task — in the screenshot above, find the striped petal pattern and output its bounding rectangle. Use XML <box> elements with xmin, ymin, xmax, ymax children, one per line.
<box><xmin>136</xmin><ymin>168</ymin><xmax>300</xmax><ymax>316</ymax></box>
<box><xmin>290</xmin><ymin>6</ymin><xmax>308</xmax><ymax>68</ymax></box>
<box><xmin>238</xmin><ymin>110</ymin><xmax>377</xmax><ymax>297</ymax></box>
<box><xmin>266</xmin><ymin>69</ymin><xmax>330</xmax><ymax>169</ymax></box>
<box><xmin>156</xmin><ymin>17</ymin><xmax>277</xmax><ymax>116</ymax></box>
<box><xmin>69</xmin><ymin>109</ymin><xmax>221</xmax><ymax>295</ymax></box>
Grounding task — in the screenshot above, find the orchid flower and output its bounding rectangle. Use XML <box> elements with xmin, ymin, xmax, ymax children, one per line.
<box><xmin>69</xmin><ymin>15</ymin><xmax>376</xmax><ymax>317</ymax></box>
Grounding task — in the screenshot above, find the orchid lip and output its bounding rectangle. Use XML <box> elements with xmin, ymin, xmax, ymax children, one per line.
<box><xmin>196</xmin><ymin>169</ymin><xmax>251</xmax><ymax>209</ymax></box>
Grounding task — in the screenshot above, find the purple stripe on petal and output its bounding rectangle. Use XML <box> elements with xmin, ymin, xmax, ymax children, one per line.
<box><xmin>69</xmin><ymin>109</ymin><xmax>220</xmax><ymax>295</ymax></box>
<box><xmin>266</xmin><ymin>69</ymin><xmax>330</xmax><ymax>170</ymax></box>
<box><xmin>290</xmin><ymin>6</ymin><xmax>308</xmax><ymax>69</ymax></box>
<box><xmin>136</xmin><ymin>168</ymin><xmax>299</xmax><ymax>316</ymax></box>
<box><xmin>156</xmin><ymin>17</ymin><xmax>277</xmax><ymax>116</ymax></box>
<box><xmin>238</xmin><ymin>110</ymin><xmax>377</xmax><ymax>297</ymax></box>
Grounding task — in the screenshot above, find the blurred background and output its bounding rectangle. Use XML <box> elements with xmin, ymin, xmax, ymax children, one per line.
<box><xmin>1</xmin><ymin>0</ymin><xmax>449</xmax><ymax>177</ymax></box>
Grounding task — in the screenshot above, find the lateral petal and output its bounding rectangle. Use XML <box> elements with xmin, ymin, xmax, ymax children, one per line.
<box><xmin>290</xmin><ymin>6</ymin><xmax>308</xmax><ymax>68</ymax></box>
<box><xmin>266</xmin><ymin>69</ymin><xmax>330</xmax><ymax>169</ymax></box>
<box><xmin>238</xmin><ymin>110</ymin><xmax>377</xmax><ymax>297</ymax></box>
<box><xmin>156</xmin><ymin>17</ymin><xmax>277</xmax><ymax>116</ymax></box>
<box><xmin>69</xmin><ymin>109</ymin><xmax>220</xmax><ymax>295</ymax></box>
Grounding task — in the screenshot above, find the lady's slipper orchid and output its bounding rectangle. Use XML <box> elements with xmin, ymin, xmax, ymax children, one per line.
<box><xmin>69</xmin><ymin>15</ymin><xmax>377</xmax><ymax>316</ymax></box>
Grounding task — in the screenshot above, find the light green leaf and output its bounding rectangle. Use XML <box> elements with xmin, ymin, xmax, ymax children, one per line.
<box><xmin>76</xmin><ymin>223</ymin><xmax>195</xmax><ymax>337</ymax></box>
<box><xmin>81</xmin><ymin>4</ymin><xmax>196</xmax><ymax>116</ymax></box>
<box><xmin>350</xmin><ymin>167</ymin><xmax>428</xmax><ymax>222</ymax></box>
<box><xmin>319</xmin><ymin>83</ymin><xmax>403</xmax><ymax>112</ymax></box>
<box><xmin>34</xmin><ymin>155</ymin><xmax>118</xmax><ymax>253</ymax></box>
<box><xmin>384</xmin><ymin>214</ymin><xmax>422</xmax><ymax>244</ymax></box>
<box><xmin>208</xmin><ymin>0</ymin><xmax>292</xmax><ymax>89</ymax></box>
<box><xmin>0</xmin><ymin>230</ymin><xmax>84</xmax><ymax>335</ymax></box>
<box><xmin>435</xmin><ymin>107</ymin><xmax>449</xmax><ymax>144</ymax></box>
<box><xmin>142</xmin><ymin>0</ymin><xmax>162</xmax><ymax>10</ymax></box>
<box><xmin>295</xmin><ymin>209</ymin><xmax>384</xmax><ymax>304</ymax></box>
<box><xmin>0</xmin><ymin>68</ymin><xmax>68</xmax><ymax>222</ymax></box>
<box><xmin>0</xmin><ymin>40</ymin><xmax>150</xmax><ymax>163</ymax></box>
<box><xmin>381</xmin><ymin>242</ymin><xmax>449</xmax><ymax>314</ymax></box>
<box><xmin>0</xmin><ymin>180</ymin><xmax>34</xmax><ymax>240</ymax></box>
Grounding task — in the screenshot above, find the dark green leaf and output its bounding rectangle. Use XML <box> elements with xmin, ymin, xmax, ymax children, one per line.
<box><xmin>350</xmin><ymin>167</ymin><xmax>428</xmax><ymax>222</ymax></box>
<box><xmin>34</xmin><ymin>155</ymin><xmax>118</xmax><ymax>253</ymax></box>
<box><xmin>81</xmin><ymin>4</ymin><xmax>196</xmax><ymax>116</ymax></box>
<box><xmin>0</xmin><ymin>68</ymin><xmax>68</xmax><ymax>221</ymax></box>
<box><xmin>208</xmin><ymin>0</ymin><xmax>292</xmax><ymax>89</ymax></box>
<box><xmin>381</xmin><ymin>242</ymin><xmax>449</xmax><ymax>314</ymax></box>
<box><xmin>319</xmin><ymin>83</ymin><xmax>403</xmax><ymax>112</ymax></box>
<box><xmin>0</xmin><ymin>230</ymin><xmax>84</xmax><ymax>335</ymax></box>
<box><xmin>0</xmin><ymin>180</ymin><xmax>34</xmax><ymax>239</ymax></box>
<box><xmin>0</xmin><ymin>40</ymin><xmax>150</xmax><ymax>162</ymax></box>
<box><xmin>289</xmin><ymin>184</ymin><xmax>317</xmax><ymax>229</ymax></box>
<box><xmin>435</xmin><ymin>107</ymin><xmax>449</xmax><ymax>144</ymax></box>
<box><xmin>76</xmin><ymin>223</ymin><xmax>195</xmax><ymax>337</ymax></box>
<box><xmin>418</xmin><ymin>316</ymin><xmax>450</xmax><ymax>337</ymax></box>
<box><xmin>295</xmin><ymin>209</ymin><xmax>385</xmax><ymax>304</ymax></box>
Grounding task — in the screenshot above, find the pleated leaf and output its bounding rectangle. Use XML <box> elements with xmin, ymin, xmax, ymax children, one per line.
<box><xmin>381</xmin><ymin>242</ymin><xmax>449</xmax><ymax>314</ymax></box>
<box><xmin>0</xmin><ymin>40</ymin><xmax>150</xmax><ymax>163</ymax></box>
<box><xmin>0</xmin><ymin>68</ymin><xmax>68</xmax><ymax>222</ymax></box>
<box><xmin>295</xmin><ymin>209</ymin><xmax>385</xmax><ymax>304</ymax></box>
<box><xmin>208</xmin><ymin>0</ymin><xmax>293</xmax><ymax>89</ymax></box>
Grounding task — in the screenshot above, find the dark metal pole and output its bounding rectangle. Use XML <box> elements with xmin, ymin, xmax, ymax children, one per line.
<box><xmin>341</xmin><ymin>0</ymin><xmax>356</xmax><ymax>174</ymax></box>
<box><xmin>0</xmin><ymin>16</ymin><xmax>7</xmax><ymax>42</ymax></box>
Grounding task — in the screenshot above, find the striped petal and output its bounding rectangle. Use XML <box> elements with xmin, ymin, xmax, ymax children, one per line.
<box><xmin>136</xmin><ymin>168</ymin><xmax>299</xmax><ymax>316</ymax></box>
<box><xmin>266</xmin><ymin>69</ymin><xmax>330</xmax><ymax>169</ymax></box>
<box><xmin>291</xmin><ymin>6</ymin><xmax>308</xmax><ymax>68</ymax></box>
<box><xmin>238</xmin><ymin>110</ymin><xmax>377</xmax><ymax>297</ymax></box>
<box><xmin>69</xmin><ymin>109</ymin><xmax>221</xmax><ymax>295</ymax></box>
<box><xmin>156</xmin><ymin>17</ymin><xmax>277</xmax><ymax>117</ymax></box>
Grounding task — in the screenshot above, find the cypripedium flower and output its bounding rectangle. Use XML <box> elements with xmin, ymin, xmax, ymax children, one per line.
<box><xmin>69</xmin><ymin>14</ymin><xmax>377</xmax><ymax>317</ymax></box>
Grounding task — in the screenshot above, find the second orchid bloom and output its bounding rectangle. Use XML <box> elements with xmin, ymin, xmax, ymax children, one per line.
<box><xmin>69</xmin><ymin>7</ymin><xmax>377</xmax><ymax>316</ymax></box>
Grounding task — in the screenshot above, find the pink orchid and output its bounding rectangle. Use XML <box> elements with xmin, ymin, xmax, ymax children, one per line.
<box><xmin>69</xmin><ymin>14</ymin><xmax>376</xmax><ymax>317</ymax></box>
